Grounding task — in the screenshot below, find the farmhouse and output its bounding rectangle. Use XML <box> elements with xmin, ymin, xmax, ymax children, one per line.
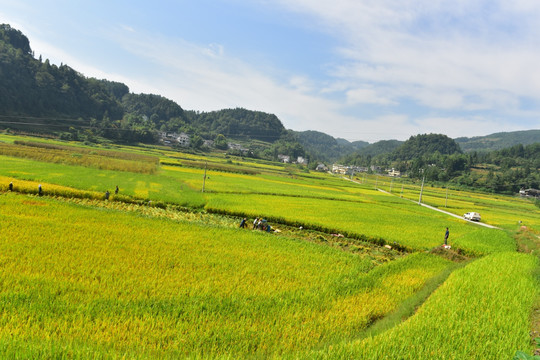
<box><xmin>388</xmin><ymin>168</ymin><xmax>401</xmax><ymax>177</ymax></box>
<box><xmin>332</xmin><ymin>164</ymin><xmax>348</xmax><ymax>174</ymax></box>
<box><xmin>296</xmin><ymin>156</ymin><xmax>308</xmax><ymax>165</ymax></box>
<box><xmin>315</xmin><ymin>163</ymin><xmax>328</xmax><ymax>172</ymax></box>
<box><xmin>278</xmin><ymin>154</ymin><xmax>290</xmax><ymax>163</ymax></box>
<box><xmin>176</xmin><ymin>133</ymin><xmax>190</xmax><ymax>147</ymax></box>
<box><xmin>158</xmin><ymin>131</ymin><xmax>191</xmax><ymax>147</ymax></box>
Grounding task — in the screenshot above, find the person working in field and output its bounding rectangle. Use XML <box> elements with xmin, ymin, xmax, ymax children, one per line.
<box><xmin>115</xmin><ymin>185</ymin><xmax>119</xmax><ymax>194</ymax></box>
<box><xmin>239</xmin><ymin>218</ymin><xmax>247</xmax><ymax>228</ymax></box>
<box><xmin>444</xmin><ymin>227</ymin><xmax>449</xmax><ymax>245</ymax></box>
<box><xmin>8</xmin><ymin>182</ymin><xmax>13</xmax><ymax>191</ymax></box>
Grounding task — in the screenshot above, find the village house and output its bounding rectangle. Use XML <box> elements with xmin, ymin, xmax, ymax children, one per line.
<box><xmin>177</xmin><ymin>133</ymin><xmax>190</xmax><ymax>147</ymax></box>
<box><xmin>332</xmin><ymin>164</ymin><xmax>348</xmax><ymax>174</ymax></box>
<box><xmin>278</xmin><ymin>154</ymin><xmax>290</xmax><ymax>163</ymax></box>
<box><xmin>388</xmin><ymin>168</ymin><xmax>401</xmax><ymax>177</ymax></box>
<box><xmin>315</xmin><ymin>163</ymin><xmax>329</xmax><ymax>172</ymax></box>
<box><xmin>157</xmin><ymin>131</ymin><xmax>191</xmax><ymax>147</ymax></box>
<box><xmin>296</xmin><ymin>156</ymin><xmax>308</xmax><ymax>165</ymax></box>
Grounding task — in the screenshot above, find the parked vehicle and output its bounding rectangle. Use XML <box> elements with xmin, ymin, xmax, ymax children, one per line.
<box><xmin>464</xmin><ymin>212</ymin><xmax>481</xmax><ymax>221</ymax></box>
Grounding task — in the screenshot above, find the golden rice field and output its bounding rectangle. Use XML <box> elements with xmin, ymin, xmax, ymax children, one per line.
<box><xmin>0</xmin><ymin>193</ymin><xmax>453</xmax><ymax>358</ymax></box>
<box><xmin>204</xmin><ymin>192</ymin><xmax>516</xmax><ymax>255</ymax></box>
<box><xmin>0</xmin><ymin>141</ymin><xmax>158</xmax><ymax>174</ymax></box>
<box><xmin>0</xmin><ymin>134</ymin><xmax>539</xmax><ymax>358</ymax></box>
<box><xmin>360</xmin><ymin>173</ymin><xmax>540</xmax><ymax>231</ymax></box>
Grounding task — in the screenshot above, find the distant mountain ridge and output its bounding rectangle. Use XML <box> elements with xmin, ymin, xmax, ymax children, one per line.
<box><xmin>455</xmin><ymin>130</ymin><xmax>540</xmax><ymax>152</ymax></box>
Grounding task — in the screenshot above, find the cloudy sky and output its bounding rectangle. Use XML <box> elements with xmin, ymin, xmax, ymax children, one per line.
<box><xmin>1</xmin><ymin>0</ymin><xmax>540</xmax><ymax>142</ymax></box>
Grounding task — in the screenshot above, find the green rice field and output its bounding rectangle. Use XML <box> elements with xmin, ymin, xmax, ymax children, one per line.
<box><xmin>0</xmin><ymin>133</ymin><xmax>538</xmax><ymax>358</ymax></box>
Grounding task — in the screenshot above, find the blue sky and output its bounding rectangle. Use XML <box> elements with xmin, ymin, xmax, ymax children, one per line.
<box><xmin>1</xmin><ymin>0</ymin><xmax>540</xmax><ymax>142</ymax></box>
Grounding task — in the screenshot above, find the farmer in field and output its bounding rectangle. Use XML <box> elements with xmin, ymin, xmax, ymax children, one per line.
<box><xmin>115</xmin><ymin>185</ymin><xmax>119</xmax><ymax>195</ymax></box>
<box><xmin>444</xmin><ymin>227</ymin><xmax>449</xmax><ymax>245</ymax></box>
<box><xmin>253</xmin><ymin>218</ymin><xmax>259</xmax><ymax>229</ymax></box>
<box><xmin>239</xmin><ymin>218</ymin><xmax>247</xmax><ymax>228</ymax></box>
<box><xmin>38</xmin><ymin>184</ymin><xmax>42</xmax><ymax>196</ymax></box>
<box><xmin>105</xmin><ymin>190</ymin><xmax>110</xmax><ymax>200</ymax></box>
<box><xmin>8</xmin><ymin>182</ymin><xmax>13</xmax><ymax>191</ymax></box>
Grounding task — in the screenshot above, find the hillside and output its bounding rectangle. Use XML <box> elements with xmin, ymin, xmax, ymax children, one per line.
<box><xmin>0</xmin><ymin>24</ymin><xmax>306</xmax><ymax>159</ymax></box>
<box><xmin>455</xmin><ymin>129</ymin><xmax>540</xmax><ymax>152</ymax></box>
<box><xmin>294</xmin><ymin>130</ymin><xmax>368</xmax><ymax>163</ymax></box>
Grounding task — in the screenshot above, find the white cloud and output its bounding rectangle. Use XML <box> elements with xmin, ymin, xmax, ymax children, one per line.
<box><xmin>346</xmin><ymin>88</ymin><xmax>396</xmax><ymax>105</ymax></box>
<box><xmin>271</xmin><ymin>0</ymin><xmax>540</xmax><ymax>110</ymax></box>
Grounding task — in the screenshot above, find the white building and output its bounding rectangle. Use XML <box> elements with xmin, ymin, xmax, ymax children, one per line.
<box><xmin>296</xmin><ymin>156</ymin><xmax>308</xmax><ymax>165</ymax></box>
<box><xmin>278</xmin><ymin>154</ymin><xmax>290</xmax><ymax>163</ymax></box>
<box><xmin>177</xmin><ymin>133</ymin><xmax>190</xmax><ymax>147</ymax></box>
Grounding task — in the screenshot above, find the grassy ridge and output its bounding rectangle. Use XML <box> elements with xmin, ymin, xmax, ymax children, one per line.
<box><xmin>311</xmin><ymin>251</ymin><xmax>539</xmax><ymax>359</ymax></box>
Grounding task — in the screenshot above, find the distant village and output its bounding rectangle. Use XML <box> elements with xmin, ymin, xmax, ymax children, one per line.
<box><xmin>158</xmin><ymin>131</ymin><xmax>401</xmax><ymax>177</ymax></box>
<box><xmin>157</xmin><ymin>132</ymin><xmax>539</xmax><ymax>196</ymax></box>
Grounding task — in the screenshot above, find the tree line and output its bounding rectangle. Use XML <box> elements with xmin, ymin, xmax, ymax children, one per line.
<box><xmin>342</xmin><ymin>134</ymin><xmax>540</xmax><ymax>195</ymax></box>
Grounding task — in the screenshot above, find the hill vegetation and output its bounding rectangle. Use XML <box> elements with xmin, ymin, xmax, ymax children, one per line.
<box><xmin>0</xmin><ymin>24</ymin><xmax>304</xmax><ymax>160</ymax></box>
<box><xmin>341</xmin><ymin>133</ymin><xmax>540</xmax><ymax>194</ymax></box>
<box><xmin>294</xmin><ymin>130</ymin><xmax>368</xmax><ymax>163</ymax></box>
<box><xmin>456</xmin><ymin>129</ymin><xmax>540</xmax><ymax>152</ymax></box>
<box><xmin>1</xmin><ymin>24</ymin><xmax>539</xmax><ymax>196</ymax></box>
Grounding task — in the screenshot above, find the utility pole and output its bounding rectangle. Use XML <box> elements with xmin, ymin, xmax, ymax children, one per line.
<box><xmin>418</xmin><ymin>173</ymin><xmax>425</xmax><ymax>205</ymax></box>
<box><xmin>202</xmin><ymin>161</ymin><xmax>207</xmax><ymax>192</ymax></box>
<box><xmin>400</xmin><ymin>182</ymin><xmax>404</xmax><ymax>198</ymax></box>
<box><xmin>445</xmin><ymin>187</ymin><xmax>449</xmax><ymax>207</ymax></box>
<box><xmin>390</xmin><ymin>178</ymin><xmax>394</xmax><ymax>193</ymax></box>
<box><xmin>375</xmin><ymin>175</ymin><xmax>379</xmax><ymax>189</ymax></box>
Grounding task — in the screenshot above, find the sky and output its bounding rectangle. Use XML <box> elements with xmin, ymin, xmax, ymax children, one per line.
<box><xmin>1</xmin><ymin>0</ymin><xmax>540</xmax><ymax>143</ymax></box>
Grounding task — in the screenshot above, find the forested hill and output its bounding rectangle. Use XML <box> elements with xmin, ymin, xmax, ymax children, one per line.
<box><xmin>0</xmin><ymin>24</ymin><xmax>123</xmax><ymax>122</ymax></box>
<box><xmin>293</xmin><ymin>130</ymin><xmax>368</xmax><ymax>163</ymax></box>
<box><xmin>185</xmin><ymin>108</ymin><xmax>286</xmax><ymax>142</ymax></box>
<box><xmin>455</xmin><ymin>130</ymin><xmax>540</xmax><ymax>152</ymax></box>
<box><xmin>0</xmin><ymin>24</ymin><xmax>292</xmax><ymax>149</ymax></box>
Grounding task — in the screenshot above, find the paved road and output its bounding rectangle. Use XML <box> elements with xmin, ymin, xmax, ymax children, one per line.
<box><xmin>376</xmin><ymin>188</ymin><xmax>500</xmax><ymax>229</ymax></box>
<box><xmin>341</xmin><ymin>176</ymin><xmax>500</xmax><ymax>229</ymax></box>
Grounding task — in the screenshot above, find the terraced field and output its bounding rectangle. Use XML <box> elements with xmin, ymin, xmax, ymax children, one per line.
<box><xmin>0</xmin><ymin>134</ymin><xmax>538</xmax><ymax>358</ymax></box>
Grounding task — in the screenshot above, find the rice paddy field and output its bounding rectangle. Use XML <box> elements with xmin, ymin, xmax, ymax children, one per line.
<box><xmin>0</xmin><ymin>133</ymin><xmax>539</xmax><ymax>359</ymax></box>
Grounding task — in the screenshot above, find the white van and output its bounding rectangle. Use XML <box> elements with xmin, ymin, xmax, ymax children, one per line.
<box><xmin>464</xmin><ymin>212</ymin><xmax>481</xmax><ymax>221</ymax></box>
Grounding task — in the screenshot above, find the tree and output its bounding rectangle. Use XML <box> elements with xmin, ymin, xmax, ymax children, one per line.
<box><xmin>215</xmin><ymin>134</ymin><xmax>228</xmax><ymax>150</ymax></box>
